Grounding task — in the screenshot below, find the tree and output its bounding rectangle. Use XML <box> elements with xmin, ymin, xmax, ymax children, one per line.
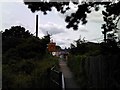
<box><xmin>2</xmin><ymin>26</ymin><xmax>32</xmax><ymax>53</ymax></box>
<box><xmin>70</xmin><ymin>37</ymin><xmax>88</xmax><ymax>55</ymax></box>
<box><xmin>2</xmin><ymin>26</ymin><xmax>32</xmax><ymax>40</ymax></box>
<box><xmin>2</xmin><ymin>26</ymin><xmax>51</xmax><ymax>62</ymax></box>
<box><xmin>24</xmin><ymin>0</ymin><xmax>120</xmax><ymax>42</ymax></box>
<box><xmin>101</xmin><ymin>2</ymin><xmax>120</xmax><ymax>42</ymax></box>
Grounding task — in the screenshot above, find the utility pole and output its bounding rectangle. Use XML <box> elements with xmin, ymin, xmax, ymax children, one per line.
<box><xmin>36</xmin><ymin>15</ymin><xmax>38</xmax><ymax>37</ymax></box>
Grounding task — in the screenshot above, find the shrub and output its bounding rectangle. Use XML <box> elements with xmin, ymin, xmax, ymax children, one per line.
<box><xmin>67</xmin><ymin>54</ymin><xmax>88</xmax><ymax>88</ymax></box>
<box><xmin>2</xmin><ymin>56</ymin><xmax>59</xmax><ymax>88</ymax></box>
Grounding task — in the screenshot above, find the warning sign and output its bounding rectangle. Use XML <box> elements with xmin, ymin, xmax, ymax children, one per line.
<box><xmin>48</xmin><ymin>42</ymin><xmax>56</xmax><ymax>52</ymax></box>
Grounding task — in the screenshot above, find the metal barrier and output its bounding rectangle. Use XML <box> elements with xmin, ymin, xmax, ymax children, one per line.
<box><xmin>47</xmin><ymin>66</ymin><xmax>65</xmax><ymax>90</ymax></box>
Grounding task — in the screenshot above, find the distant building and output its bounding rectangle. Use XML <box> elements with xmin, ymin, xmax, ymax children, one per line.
<box><xmin>47</xmin><ymin>40</ymin><xmax>69</xmax><ymax>59</ymax></box>
<box><xmin>58</xmin><ymin>49</ymin><xmax>69</xmax><ymax>61</ymax></box>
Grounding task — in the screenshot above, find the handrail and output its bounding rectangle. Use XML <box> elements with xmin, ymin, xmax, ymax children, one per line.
<box><xmin>48</xmin><ymin>65</ymin><xmax>65</xmax><ymax>90</ymax></box>
<box><xmin>62</xmin><ymin>73</ymin><xmax>65</xmax><ymax>90</ymax></box>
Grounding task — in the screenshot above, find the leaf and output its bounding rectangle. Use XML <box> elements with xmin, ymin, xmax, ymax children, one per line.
<box><xmin>103</xmin><ymin>16</ymin><xmax>107</xmax><ymax>22</ymax></box>
<box><xmin>102</xmin><ymin>11</ymin><xmax>108</xmax><ymax>17</ymax></box>
<box><xmin>65</xmin><ymin>16</ymin><xmax>71</xmax><ymax>22</ymax></box>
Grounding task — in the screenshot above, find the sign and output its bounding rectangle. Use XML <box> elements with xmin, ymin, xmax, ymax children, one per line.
<box><xmin>48</xmin><ymin>42</ymin><xmax>56</xmax><ymax>52</ymax></box>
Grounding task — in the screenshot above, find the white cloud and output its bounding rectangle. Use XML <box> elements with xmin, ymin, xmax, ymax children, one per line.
<box><xmin>57</xmin><ymin>4</ymin><xmax>105</xmax><ymax>24</ymax></box>
<box><xmin>87</xmin><ymin>11</ymin><xmax>103</xmax><ymax>23</ymax></box>
<box><xmin>39</xmin><ymin>22</ymin><xmax>66</xmax><ymax>35</ymax></box>
<box><xmin>0</xmin><ymin>0</ymin><xmax>23</xmax><ymax>2</ymax></box>
<box><xmin>117</xmin><ymin>20</ymin><xmax>120</xmax><ymax>39</ymax></box>
<box><xmin>51</xmin><ymin>27</ymin><xmax>89</xmax><ymax>48</ymax></box>
<box><xmin>118</xmin><ymin>20</ymin><xmax>120</xmax><ymax>29</ymax></box>
<box><xmin>1</xmin><ymin>2</ymin><xmax>104</xmax><ymax>49</ymax></box>
<box><xmin>57</xmin><ymin>2</ymin><xmax>78</xmax><ymax>18</ymax></box>
<box><xmin>39</xmin><ymin>18</ymin><xmax>91</xmax><ymax>48</ymax></box>
<box><xmin>1</xmin><ymin>2</ymin><xmax>36</xmax><ymax>33</ymax></box>
<box><xmin>87</xmin><ymin>5</ymin><xmax>105</xmax><ymax>23</ymax></box>
<box><xmin>39</xmin><ymin>21</ymin><xmax>89</xmax><ymax>48</ymax></box>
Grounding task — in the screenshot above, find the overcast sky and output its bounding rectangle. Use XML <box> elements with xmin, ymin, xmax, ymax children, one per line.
<box><xmin>1</xmin><ymin>1</ymin><xmax>120</xmax><ymax>49</ymax></box>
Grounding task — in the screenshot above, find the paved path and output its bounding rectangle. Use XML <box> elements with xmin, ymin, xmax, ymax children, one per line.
<box><xmin>59</xmin><ymin>59</ymin><xmax>80</xmax><ymax>89</ymax></box>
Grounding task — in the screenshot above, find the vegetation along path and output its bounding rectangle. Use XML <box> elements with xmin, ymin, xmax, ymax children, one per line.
<box><xmin>59</xmin><ymin>59</ymin><xmax>80</xmax><ymax>89</ymax></box>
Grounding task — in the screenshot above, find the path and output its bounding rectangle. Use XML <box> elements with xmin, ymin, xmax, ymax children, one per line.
<box><xmin>59</xmin><ymin>59</ymin><xmax>80</xmax><ymax>89</ymax></box>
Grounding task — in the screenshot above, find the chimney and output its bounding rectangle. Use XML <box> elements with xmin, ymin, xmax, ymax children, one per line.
<box><xmin>36</xmin><ymin>15</ymin><xmax>38</xmax><ymax>37</ymax></box>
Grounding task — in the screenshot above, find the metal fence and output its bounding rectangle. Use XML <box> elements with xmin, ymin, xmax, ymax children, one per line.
<box><xmin>47</xmin><ymin>66</ymin><xmax>65</xmax><ymax>90</ymax></box>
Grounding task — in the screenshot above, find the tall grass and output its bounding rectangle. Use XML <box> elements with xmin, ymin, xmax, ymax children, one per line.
<box><xmin>3</xmin><ymin>55</ymin><xmax>59</xmax><ymax>88</ymax></box>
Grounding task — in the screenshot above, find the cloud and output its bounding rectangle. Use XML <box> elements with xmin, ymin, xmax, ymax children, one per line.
<box><xmin>87</xmin><ymin>5</ymin><xmax>105</xmax><ymax>23</ymax></box>
<box><xmin>78</xmin><ymin>24</ymin><xmax>88</xmax><ymax>32</ymax></box>
<box><xmin>118</xmin><ymin>20</ymin><xmax>120</xmax><ymax>29</ymax></box>
<box><xmin>51</xmin><ymin>28</ymin><xmax>88</xmax><ymax>48</ymax></box>
<box><xmin>0</xmin><ymin>0</ymin><xmax>23</xmax><ymax>2</ymax></box>
<box><xmin>39</xmin><ymin>21</ymin><xmax>102</xmax><ymax>49</ymax></box>
<box><xmin>39</xmin><ymin>21</ymin><xmax>88</xmax><ymax>48</ymax></box>
<box><xmin>117</xmin><ymin>20</ymin><xmax>120</xmax><ymax>39</ymax></box>
<box><xmin>2</xmin><ymin>2</ymin><xmax>35</xmax><ymax>33</ymax></box>
<box><xmin>39</xmin><ymin>4</ymin><xmax>105</xmax><ymax>49</ymax></box>
<box><xmin>55</xmin><ymin>39</ymin><xmax>67</xmax><ymax>46</ymax></box>
<box><xmin>57</xmin><ymin>4</ymin><xmax>105</xmax><ymax>23</ymax></box>
<box><xmin>39</xmin><ymin>22</ymin><xmax>66</xmax><ymax>35</ymax></box>
<box><xmin>87</xmin><ymin>11</ymin><xmax>103</xmax><ymax>23</ymax></box>
<box><xmin>57</xmin><ymin>2</ymin><xmax>78</xmax><ymax>18</ymax></box>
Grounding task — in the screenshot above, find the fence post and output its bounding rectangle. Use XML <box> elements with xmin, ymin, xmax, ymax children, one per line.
<box><xmin>59</xmin><ymin>72</ymin><xmax>62</xmax><ymax>89</ymax></box>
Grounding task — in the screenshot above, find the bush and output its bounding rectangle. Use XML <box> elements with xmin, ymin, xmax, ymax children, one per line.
<box><xmin>2</xmin><ymin>56</ymin><xmax>59</xmax><ymax>88</ymax></box>
<box><xmin>2</xmin><ymin>26</ymin><xmax>59</xmax><ymax>88</ymax></box>
<box><xmin>67</xmin><ymin>54</ymin><xmax>88</xmax><ymax>88</ymax></box>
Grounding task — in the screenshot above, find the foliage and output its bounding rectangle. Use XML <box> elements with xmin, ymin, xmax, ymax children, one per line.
<box><xmin>24</xmin><ymin>1</ymin><xmax>120</xmax><ymax>31</ymax></box>
<box><xmin>2</xmin><ymin>26</ymin><xmax>51</xmax><ymax>64</ymax></box>
<box><xmin>101</xmin><ymin>2</ymin><xmax>120</xmax><ymax>42</ymax></box>
<box><xmin>67</xmin><ymin>54</ymin><xmax>120</xmax><ymax>88</ymax></box>
<box><xmin>67</xmin><ymin>54</ymin><xmax>88</xmax><ymax>88</ymax></box>
<box><xmin>2</xmin><ymin>26</ymin><xmax>32</xmax><ymax>54</ymax></box>
<box><xmin>3</xmin><ymin>56</ymin><xmax>59</xmax><ymax>88</ymax></box>
<box><xmin>24</xmin><ymin>1</ymin><xmax>120</xmax><ymax>46</ymax></box>
<box><xmin>100</xmin><ymin>41</ymin><xmax>119</xmax><ymax>54</ymax></box>
<box><xmin>24</xmin><ymin>1</ymin><xmax>114</xmax><ymax>29</ymax></box>
<box><xmin>68</xmin><ymin>36</ymin><xmax>120</xmax><ymax>88</ymax></box>
<box><xmin>69</xmin><ymin>37</ymin><xmax>101</xmax><ymax>56</ymax></box>
<box><xmin>2</xmin><ymin>26</ymin><xmax>59</xmax><ymax>88</ymax></box>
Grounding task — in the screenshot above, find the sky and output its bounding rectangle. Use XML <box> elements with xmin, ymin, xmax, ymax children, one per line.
<box><xmin>1</xmin><ymin>1</ymin><xmax>120</xmax><ymax>49</ymax></box>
